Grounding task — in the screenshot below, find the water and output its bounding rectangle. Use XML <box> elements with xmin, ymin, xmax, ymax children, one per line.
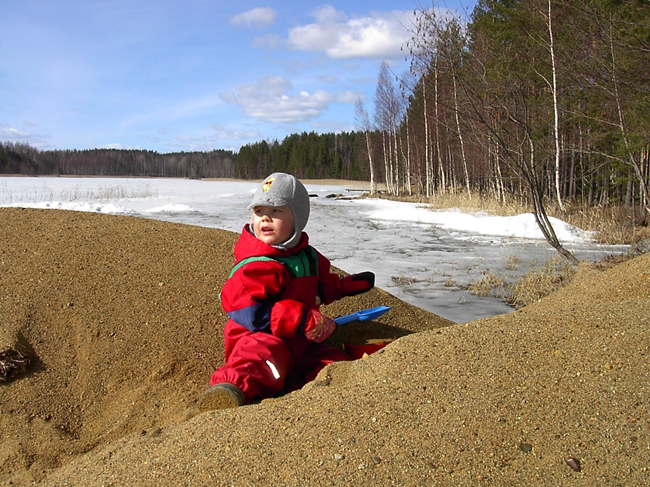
<box><xmin>0</xmin><ymin>177</ymin><xmax>627</xmax><ymax>323</ymax></box>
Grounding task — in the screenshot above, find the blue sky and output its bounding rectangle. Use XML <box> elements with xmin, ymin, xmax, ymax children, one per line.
<box><xmin>1</xmin><ymin>1</ymin><xmax>473</xmax><ymax>153</ymax></box>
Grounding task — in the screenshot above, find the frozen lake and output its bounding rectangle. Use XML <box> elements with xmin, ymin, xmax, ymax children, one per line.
<box><xmin>1</xmin><ymin>177</ymin><xmax>627</xmax><ymax>323</ymax></box>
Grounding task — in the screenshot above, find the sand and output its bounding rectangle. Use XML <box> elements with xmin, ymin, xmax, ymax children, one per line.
<box><xmin>1</xmin><ymin>207</ymin><xmax>648</xmax><ymax>486</ymax></box>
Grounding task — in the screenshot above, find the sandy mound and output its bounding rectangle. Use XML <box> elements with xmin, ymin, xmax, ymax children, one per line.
<box><xmin>1</xmin><ymin>208</ymin><xmax>648</xmax><ymax>486</ymax></box>
<box><xmin>0</xmin><ymin>208</ymin><xmax>449</xmax><ymax>486</ymax></box>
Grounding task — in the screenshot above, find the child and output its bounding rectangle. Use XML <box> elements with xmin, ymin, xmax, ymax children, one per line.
<box><xmin>191</xmin><ymin>173</ymin><xmax>375</xmax><ymax>415</ymax></box>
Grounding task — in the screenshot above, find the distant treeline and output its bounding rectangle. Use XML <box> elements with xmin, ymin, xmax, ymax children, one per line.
<box><xmin>0</xmin><ymin>142</ymin><xmax>236</xmax><ymax>179</ymax></box>
<box><xmin>234</xmin><ymin>131</ymin><xmax>371</xmax><ymax>180</ymax></box>
<box><xmin>0</xmin><ymin>131</ymin><xmax>372</xmax><ymax>181</ymax></box>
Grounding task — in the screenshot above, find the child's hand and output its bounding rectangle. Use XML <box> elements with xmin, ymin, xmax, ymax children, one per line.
<box><xmin>341</xmin><ymin>271</ymin><xmax>375</xmax><ymax>297</ymax></box>
<box><xmin>304</xmin><ymin>310</ymin><xmax>336</xmax><ymax>343</ymax></box>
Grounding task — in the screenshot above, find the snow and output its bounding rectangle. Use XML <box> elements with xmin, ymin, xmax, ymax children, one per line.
<box><xmin>143</xmin><ymin>204</ymin><xmax>201</xmax><ymax>214</ymax></box>
<box><xmin>0</xmin><ymin>177</ymin><xmax>626</xmax><ymax>323</ymax></box>
<box><xmin>352</xmin><ymin>198</ymin><xmax>594</xmax><ymax>242</ymax></box>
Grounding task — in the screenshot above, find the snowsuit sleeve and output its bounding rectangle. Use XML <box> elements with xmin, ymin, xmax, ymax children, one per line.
<box><xmin>220</xmin><ymin>259</ymin><xmax>293</xmax><ymax>334</ymax></box>
<box><xmin>267</xmin><ymin>251</ymin><xmax>347</xmax><ymax>337</ymax></box>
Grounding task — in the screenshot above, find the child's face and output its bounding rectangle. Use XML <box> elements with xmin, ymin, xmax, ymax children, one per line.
<box><xmin>251</xmin><ymin>205</ymin><xmax>295</xmax><ymax>246</ymax></box>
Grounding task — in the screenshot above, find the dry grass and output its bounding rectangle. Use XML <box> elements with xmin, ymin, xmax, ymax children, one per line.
<box><xmin>552</xmin><ymin>204</ymin><xmax>650</xmax><ymax>245</ymax></box>
<box><xmin>443</xmin><ymin>277</ymin><xmax>458</xmax><ymax>287</ymax></box>
<box><xmin>467</xmin><ymin>271</ymin><xmax>507</xmax><ymax>297</ymax></box>
<box><xmin>506</xmin><ymin>258</ymin><xmax>576</xmax><ymax>308</ymax></box>
<box><xmin>415</xmin><ymin>190</ymin><xmax>648</xmax><ymax>245</ymax></box>
<box><xmin>505</xmin><ymin>255</ymin><xmax>520</xmax><ymax>271</ymax></box>
<box><xmin>463</xmin><ymin>261</ymin><xmax>577</xmax><ymax>310</ymax></box>
<box><xmin>428</xmin><ymin>191</ymin><xmax>529</xmax><ymax>217</ymax></box>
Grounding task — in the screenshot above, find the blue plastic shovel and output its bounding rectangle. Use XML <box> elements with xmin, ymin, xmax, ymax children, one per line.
<box><xmin>334</xmin><ymin>305</ymin><xmax>391</xmax><ymax>325</ymax></box>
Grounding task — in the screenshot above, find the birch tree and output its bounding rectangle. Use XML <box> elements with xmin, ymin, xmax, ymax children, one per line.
<box><xmin>355</xmin><ymin>98</ymin><xmax>377</xmax><ymax>194</ymax></box>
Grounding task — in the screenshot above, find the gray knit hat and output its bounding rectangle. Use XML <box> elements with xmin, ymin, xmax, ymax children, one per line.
<box><xmin>249</xmin><ymin>173</ymin><xmax>310</xmax><ymax>249</ymax></box>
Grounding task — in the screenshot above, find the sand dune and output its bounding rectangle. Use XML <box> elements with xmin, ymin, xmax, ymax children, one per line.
<box><xmin>1</xmin><ymin>208</ymin><xmax>648</xmax><ymax>486</ymax></box>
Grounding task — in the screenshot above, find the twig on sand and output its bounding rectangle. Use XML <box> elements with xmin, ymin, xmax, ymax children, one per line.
<box><xmin>0</xmin><ymin>349</ymin><xmax>30</xmax><ymax>382</ymax></box>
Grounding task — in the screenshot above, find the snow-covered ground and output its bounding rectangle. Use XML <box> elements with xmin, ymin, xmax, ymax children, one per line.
<box><xmin>1</xmin><ymin>177</ymin><xmax>627</xmax><ymax>323</ymax></box>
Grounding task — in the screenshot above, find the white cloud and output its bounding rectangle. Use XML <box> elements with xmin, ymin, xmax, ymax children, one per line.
<box><xmin>288</xmin><ymin>23</ymin><xmax>339</xmax><ymax>52</ymax></box>
<box><xmin>210</xmin><ymin>123</ymin><xmax>261</xmax><ymax>141</ymax></box>
<box><xmin>288</xmin><ymin>7</ymin><xmax>413</xmax><ymax>59</ymax></box>
<box><xmin>220</xmin><ymin>76</ymin><xmax>342</xmax><ymax>124</ymax></box>
<box><xmin>0</xmin><ymin>126</ymin><xmax>31</xmax><ymax>140</ymax></box>
<box><xmin>229</xmin><ymin>8</ymin><xmax>276</xmax><ymax>28</ymax></box>
<box><xmin>97</xmin><ymin>143</ymin><xmax>126</xmax><ymax>150</ymax></box>
<box><xmin>0</xmin><ymin>124</ymin><xmax>51</xmax><ymax>149</ymax></box>
<box><xmin>311</xmin><ymin>5</ymin><xmax>347</xmax><ymax>23</ymax></box>
<box><xmin>327</xmin><ymin>18</ymin><xmax>397</xmax><ymax>58</ymax></box>
<box><xmin>158</xmin><ymin>124</ymin><xmax>262</xmax><ymax>152</ymax></box>
<box><xmin>311</xmin><ymin>119</ymin><xmax>352</xmax><ymax>132</ymax></box>
<box><xmin>251</xmin><ymin>33</ymin><xmax>285</xmax><ymax>50</ymax></box>
<box><xmin>119</xmin><ymin>93</ymin><xmax>225</xmax><ymax>128</ymax></box>
<box><xmin>336</xmin><ymin>90</ymin><xmax>360</xmax><ymax>104</ymax></box>
<box><xmin>318</xmin><ymin>75</ymin><xmax>340</xmax><ymax>84</ymax></box>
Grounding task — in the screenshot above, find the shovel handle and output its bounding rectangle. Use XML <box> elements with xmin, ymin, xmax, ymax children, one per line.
<box><xmin>334</xmin><ymin>306</ymin><xmax>391</xmax><ymax>325</ymax></box>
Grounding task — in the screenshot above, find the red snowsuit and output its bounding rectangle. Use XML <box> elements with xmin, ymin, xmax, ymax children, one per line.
<box><xmin>210</xmin><ymin>225</ymin><xmax>350</xmax><ymax>402</ymax></box>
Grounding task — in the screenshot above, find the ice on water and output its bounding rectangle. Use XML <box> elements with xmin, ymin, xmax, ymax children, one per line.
<box><xmin>0</xmin><ymin>177</ymin><xmax>626</xmax><ymax>323</ymax></box>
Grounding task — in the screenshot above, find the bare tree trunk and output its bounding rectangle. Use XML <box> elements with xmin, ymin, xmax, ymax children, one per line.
<box><xmin>375</xmin><ymin>61</ymin><xmax>401</xmax><ymax>196</ymax></box>
<box><xmin>392</xmin><ymin>122</ymin><xmax>400</xmax><ymax>196</ymax></box>
<box><xmin>354</xmin><ymin>98</ymin><xmax>376</xmax><ymax>194</ymax></box>
<box><xmin>639</xmin><ymin>146</ymin><xmax>650</xmax><ymax>217</ymax></box>
<box><xmin>526</xmin><ymin>134</ymin><xmax>579</xmax><ymax>265</ymax></box>
<box><xmin>453</xmin><ymin>76</ymin><xmax>471</xmax><ymax>198</ymax></box>
<box><xmin>568</xmin><ymin>134</ymin><xmax>576</xmax><ymax>200</ymax></box>
<box><xmin>547</xmin><ymin>0</ymin><xmax>565</xmax><ymax>211</ymax></box>
<box><xmin>404</xmin><ymin>111</ymin><xmax>412</xmax><ymax>195</ymax></box>
<box><xmin>434</xmin><ymin>62</ymin><xmax>445</xmax><ymax>194</ymax></box>
<box><xmin>447</xmin><ymin>146</ymin><xmax>456</xmax><ymax>194</ymax></box>
<box><xmin>381</xmin><ymin>130</ymin><xmax>391</xmax><ymax>194</ymax></box>
<box><xmin>423</xmin><ymin>81</ymin><xmax>432</xmax><ymax>198</ymax></box>
<box><xmin>493</xmin><ymin>134</ymin><xmax>505</xmax><ymax>204</ymax></box>
<box><xmin>608</xmin><ymin>20</ymin><xmax>650</xmax><ymax>222</ymax></box>
<box><xmin>365</xmin><ymin>133</ymin><xmax>376</xmax><ymax>195</ymax></box>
